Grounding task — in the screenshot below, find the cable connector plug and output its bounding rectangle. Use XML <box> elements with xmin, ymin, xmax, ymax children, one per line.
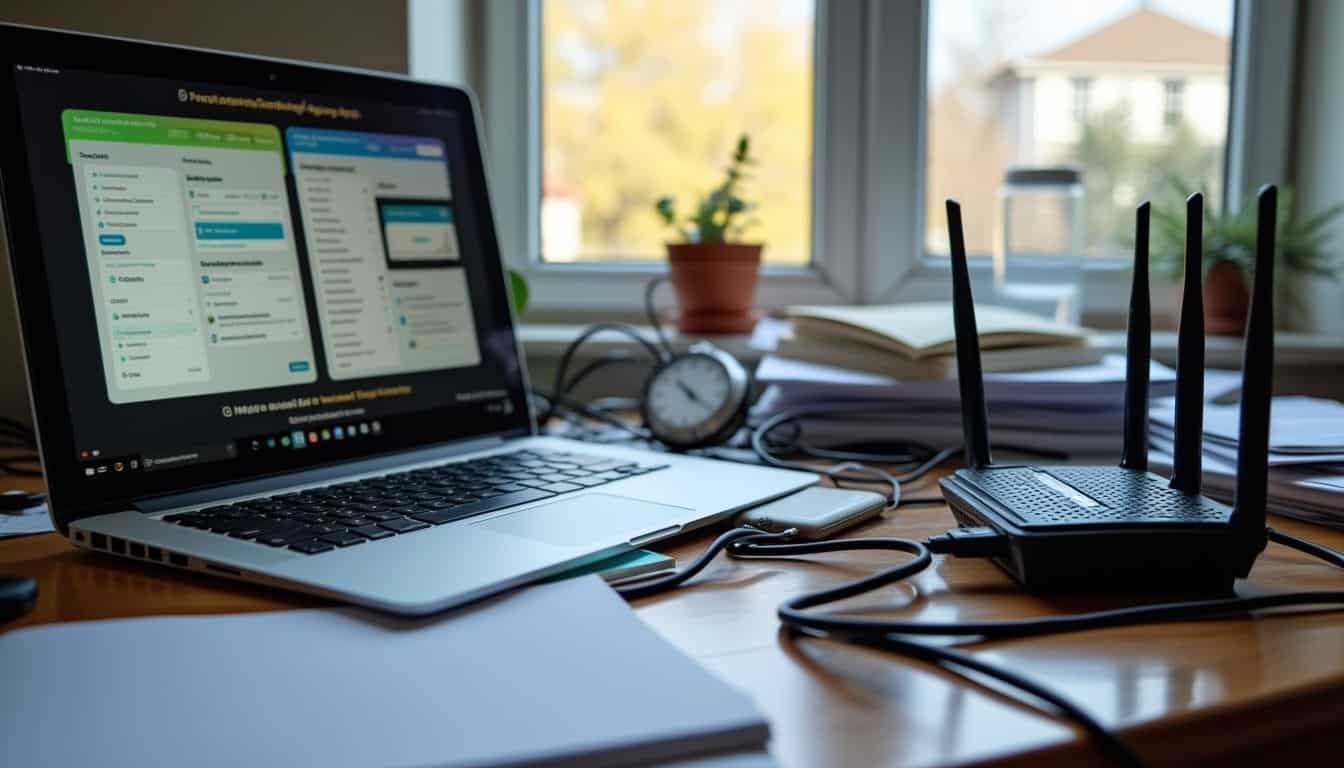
<box><xmin>926</xmin><ymin>526</ymin><xmax>1008</xmax><ymax>558</ymax></box>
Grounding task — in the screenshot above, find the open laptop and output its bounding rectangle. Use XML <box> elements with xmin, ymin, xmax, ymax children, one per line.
<box><xmin>0</xmin><ymin>24</ymin><xmax>815</xmax><ymax>614</ymax></box>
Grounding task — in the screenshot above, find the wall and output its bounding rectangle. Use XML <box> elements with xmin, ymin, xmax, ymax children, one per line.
<box><xmin>0</xmin><ymin>1</ymin><xmax>409</xmax><ymax>426</ymax></box>
<box><xmin>1291</xmin><ymin>0</ymin><xmax>1344</xmax><ymax>333</ymax></box>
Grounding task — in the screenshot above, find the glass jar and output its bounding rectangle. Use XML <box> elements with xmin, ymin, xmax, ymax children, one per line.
<box><xmin>992</xmin><ymin>167</ymin><xmax>1085</xmax><ymax>324</ymax></box>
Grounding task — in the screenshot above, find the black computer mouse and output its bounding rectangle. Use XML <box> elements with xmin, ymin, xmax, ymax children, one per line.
<box><xmin>0</xmin><ymin>575</ymin><xmax>38</xmax><ymax>623</ymax></box>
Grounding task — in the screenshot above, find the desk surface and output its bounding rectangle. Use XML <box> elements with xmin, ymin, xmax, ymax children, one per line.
<box><xmin>3</xmin><ymin>469</ymin><xmax>1344</xmax><ymax>767</ymax></box>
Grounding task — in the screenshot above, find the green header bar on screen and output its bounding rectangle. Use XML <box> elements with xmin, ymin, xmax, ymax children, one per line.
<box><xmin>61</xmin><ymin>109</ymin><xmax>283</xmax><ymax>162</ymax></box>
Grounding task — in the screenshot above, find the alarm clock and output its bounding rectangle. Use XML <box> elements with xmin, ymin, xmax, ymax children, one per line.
<box><xmin>641</xmin><ymin>342</ymin><xmax>752</xmax><ymax>449</ymax></box>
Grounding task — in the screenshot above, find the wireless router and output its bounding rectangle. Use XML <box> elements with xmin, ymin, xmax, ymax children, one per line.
<box><xmin>938</xmin><ymin>187</ymin><xmax>1276</xmax><ymax>592</ymax></box>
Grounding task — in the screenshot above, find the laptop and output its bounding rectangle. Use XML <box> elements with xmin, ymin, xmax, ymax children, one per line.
<box><xmin>0</xmin><ymin>24</ymin><xmax>815</xmax><ymax>614</ymax></box>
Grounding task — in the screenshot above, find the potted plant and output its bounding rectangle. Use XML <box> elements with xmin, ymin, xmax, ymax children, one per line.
<box><xmin>654</xmin><ymin>135</ymin><xmax>763</xmax><ymax>334</ymax></box>
<box><xmin>1152</xmin><ymin>186</ymin><xmax>1343</xmax><ymax>335</ymax></box>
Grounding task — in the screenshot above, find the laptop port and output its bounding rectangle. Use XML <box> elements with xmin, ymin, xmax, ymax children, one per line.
<box><xmin>73</xmin><ymin>531</ymin><xmax>84</xmax><ymax>543</ymax></box>
<box><xmin>206</xmin><ymin>563</ymin><xmax>241</xmax><ymax>576</ymax></box>
<box><xmin>146</xmin><ymin>546</ymin><xmax>163</xmax><ymax>562</ymax></box>
<box><xmin>89</xmin><ymin>532</ymin><xmax>107</xmax><ymax>550</ymax></box>
<box><xmin>168</xmin><ymin>552</ymin><xmax>188</xmax><ymax>567</ymax></box>
<box><xmin>129</xmin><ymin>542</ymin><xmax>145</xmax><ymax>559</ymax></box>
<box><xmin>110</xmin><ymin>537</ymin><xmax>127</xmax><ymax>555</ymax></box>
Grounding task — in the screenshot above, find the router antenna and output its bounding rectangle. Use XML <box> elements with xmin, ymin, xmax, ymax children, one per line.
<box><xmin>946</xmin><ymin>200</ymin><xmax>991</xmax><ymax>469</ymax></box>
<box><xmin>1121</xmin><ymin>202</ymin><xmax>1152</xmax><ymax>471</ymax></box>
<box><xmin>1169</xmin><ymin>192</ymin><xmax>1205</xmax><ymax>493</ymax></box>
<box><xmin>1230</xmin><ymin>185</ymin><xmax>1275</xmax><ymax>564</ymax></box>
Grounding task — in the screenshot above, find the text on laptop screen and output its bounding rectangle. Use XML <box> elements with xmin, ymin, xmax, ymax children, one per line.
<box><xmin>10</xmin><ymin>65</ymin><xmax>528</xmax><ymax>488</ymax></box>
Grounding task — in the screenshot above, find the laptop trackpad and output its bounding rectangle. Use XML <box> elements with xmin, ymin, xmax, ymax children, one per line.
<box><xmin>475</xmin><ymin>493</ymin><xmax>687</xmax><ymax>547</ymax></box>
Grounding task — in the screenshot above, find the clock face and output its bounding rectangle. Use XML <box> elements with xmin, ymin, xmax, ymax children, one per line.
<box><xmin>646</xmin><ymin>354</ymin><xmax>735</xmax><ymax>433</ymax></box>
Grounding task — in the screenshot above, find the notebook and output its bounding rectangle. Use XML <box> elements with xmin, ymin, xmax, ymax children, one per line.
<box><xmin>1</xmin><ymin>575</ymin><xmax>768</xmax><ymax>767</ymax></box>
<box><xmin>788</xmin><ymin>302</ymin><xmax>1088</xmax><ymax>359</ymax></box>
<box><xmin>775</xmin><ymin>329</ymin><xmax>1103</xmax><ymax>379</ymax></box>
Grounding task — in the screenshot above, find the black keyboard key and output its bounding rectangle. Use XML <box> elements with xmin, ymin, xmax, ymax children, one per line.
<box><xmin>351</xmin><ymin>524</ymin><xmax>394</xmax><ymax>541</ymax></box>
<box><xmin>540</xmin><ymin>482</ymin><xmax>582</xmax><ymax>494</ymax></box>
<box><xmin>227</xmin><ymin>528</ymin><xmax>263</xmax><ymax>540</ymax></box>
<box><xmin>289</xmin><ymin>539</ymin><xmax>335</xmax><ymax>555</ymax></box>
<box><xmin>411</xmin><ymin>488</ymin><xmax>555</xmax><ymax>526</ymax></box>
<box><xmin>255</xmin><ymin>534</ymin><xmax>292</xmax><ymax>547</ymax></box>
<box><xmin>366</xmin><ymin>511</ymin><xmax>405</xmax><ymax>522</ymax></box>
<box><xmin>318</xmin><ymin>532</ymin><xmax>367</xmax><ymax>548</ymax></box>
<box><xmin>379</xmin><ymin>517</ymin><xmax>429</xmax><ymax>534</ymax></box>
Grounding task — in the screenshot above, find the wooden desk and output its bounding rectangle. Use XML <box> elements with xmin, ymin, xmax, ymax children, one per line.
<box><xmin>4</xmin><ymin>469</ymin><xmax>1344</xmax><ymax>767</ymax></box>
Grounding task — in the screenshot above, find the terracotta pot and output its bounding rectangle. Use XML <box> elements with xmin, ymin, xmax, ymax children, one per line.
<box><xmin>1203</xmin><ymin>261</ymin><xmax>1250</xmax><ymax>336</ymax></box>
<box><xmin>1170</xmin><ymin>261</ymin><xmax>1251</xmax><ymax>337</ymax></box>
<box><xmin>666</xmin><ymin>243</ymin><xmax>763</xmax><ymax>334</ymax></box>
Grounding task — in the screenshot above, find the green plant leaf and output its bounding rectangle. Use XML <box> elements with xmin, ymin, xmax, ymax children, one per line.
<box><xmin>507</xmin><ymin>268</ymin><xmax>529</xmax><ymax>317</ymax></box>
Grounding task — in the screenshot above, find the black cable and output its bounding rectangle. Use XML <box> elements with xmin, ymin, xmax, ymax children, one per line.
<box><xmin>531</xmin><ymin>388</ymin><xmax>652</xmax><ymax>440</ymax></box>
<box><xmin>561</xmin><ymin>351</ymin><xmax>652</xmax><ymax>396</ymax></box>
<box><xmin>1268</xmin><ymin>526</ymin><xmax>1344</xmax><ymax>568</ymax></box>
<box><xmin>618</xmin><ymin>525</ymin><xmax>1344</xmax><ymax>768</ymax></box>
<box><xmin>644</xmin><ymin>275</ymin><xmax>675</xmax><ymax>358</ymax></box>
<box><xmin>900</xmin><ymin>495</ymin><xmax>947</xmax><ymax>506</ymax></box>
<box><xmin>750</xmin><ymin>407</ymin><xmax>959</xmax><ymax>492</ymax></box>
<box><xmin>611</xmin><ymin>526</ymin><xmax>795</xmax><ymax>599</ymax></box>
<box><xmin>543</xmin><ymin>322</ymin><xmax>666</xmax><ymax>426</ymax></box>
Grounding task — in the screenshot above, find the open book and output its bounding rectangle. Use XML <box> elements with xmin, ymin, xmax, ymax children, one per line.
<box><xmin>788</xmin><ymin>302</ymin><xmax>1089</xmax><ymax>360</ymax></box>
<box><xmin>776</xmin><ymin>328</ymin><xmax>1103</xmax><ymax>379</ymax></box>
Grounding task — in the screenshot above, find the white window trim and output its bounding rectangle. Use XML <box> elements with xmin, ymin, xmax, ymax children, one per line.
<box><xmin>412</xmin><ymin>0</ymin><xmax>1297</xmax><ymax>322</ymax></box>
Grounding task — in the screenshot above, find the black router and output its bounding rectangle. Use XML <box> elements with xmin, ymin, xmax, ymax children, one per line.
<box><xmin>938</xmin><ymin>187</ymin><xmax>1276</xmax><ymax>592</ymax></box>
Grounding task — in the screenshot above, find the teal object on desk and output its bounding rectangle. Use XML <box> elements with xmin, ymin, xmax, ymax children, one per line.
<box><xmin>548</xmin><ymin>549</ymin><xmax>675</xmax><ymax>583</ymax></box>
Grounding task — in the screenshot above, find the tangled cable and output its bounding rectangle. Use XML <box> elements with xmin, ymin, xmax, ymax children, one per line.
<box><xmin>614</xmin><ymin>524</ymin><xmax>1344</xmax><ymax>768</ymax></box>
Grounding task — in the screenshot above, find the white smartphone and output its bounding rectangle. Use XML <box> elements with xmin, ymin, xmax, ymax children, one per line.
<box><xmin>736</xmin><ymin>486</ymin><xmax>887</xmax><ymax>539</ymax></box>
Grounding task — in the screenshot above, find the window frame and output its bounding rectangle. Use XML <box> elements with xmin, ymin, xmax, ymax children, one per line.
<box><xmin>415</xmin><ymin>0</ymin><xmax>1297</xmax><ymax>321</ymax></box>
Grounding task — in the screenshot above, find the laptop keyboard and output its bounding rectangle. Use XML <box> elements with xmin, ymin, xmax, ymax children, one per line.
<box><xmin>161</xmin><ymin>449</ymin><xmax>668</xmax><ymax>556</ymax></box>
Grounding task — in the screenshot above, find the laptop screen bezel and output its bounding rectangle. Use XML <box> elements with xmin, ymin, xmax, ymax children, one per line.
<box><xmin>0</xmin><ymin>23</ymin><xmax>534</xmax><ymax>530</ymax></box>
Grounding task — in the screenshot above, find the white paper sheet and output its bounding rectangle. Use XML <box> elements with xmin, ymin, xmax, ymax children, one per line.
<box><xmin>0</xmin><ymin>503</ymin><xmax>54</xmax><ymax>539</ymax></box>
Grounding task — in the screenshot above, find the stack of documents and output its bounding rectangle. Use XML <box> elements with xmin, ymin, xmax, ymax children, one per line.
<box><xmin>753</xmin><ymin>354</ymin><xmax>1177</xmax><ymax>461</ymax></box>
<box><xmin>1149</xmin><ymin>395</ymin><xmax>1344</xmax><ymax>527</ymax></box>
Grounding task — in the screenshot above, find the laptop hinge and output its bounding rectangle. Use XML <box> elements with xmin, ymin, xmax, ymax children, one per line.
<box><xmin>135</xmin><ymin>434</ymin><xmax>515</xmax><ymax>513</ymax></box>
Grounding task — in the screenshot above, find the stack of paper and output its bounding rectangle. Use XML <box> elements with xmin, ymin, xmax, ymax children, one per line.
<box><xmin>1149</xmin><ymin>395</ymin><xmax>1344</xmax><ymax>527</ymax></box>
<box><xmin>753</xmin><ymin>354</ymin><xmax>1177</xmax><ymax>461</ymax></box>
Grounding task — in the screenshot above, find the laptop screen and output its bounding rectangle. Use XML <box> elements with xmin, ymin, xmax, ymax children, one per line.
<box><xmin>1</xmin><ymin>28</ymin><xmax>530</xmax><ymax>517</ymax></box>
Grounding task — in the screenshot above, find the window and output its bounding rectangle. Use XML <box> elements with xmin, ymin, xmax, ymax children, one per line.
<box><xmin>539</xmin><ymin>0</ymin><xmax>815</xmax><ymax>267</ymax></box>
<box><xmin>1164</xmin><ymin>79</ymin><xmax>1186</xmax><ymax>127</ymax></box>
<box><xmin>926</xmin><ymin>2</ymin><xmax>1234</xmax><ymax>260</ymax></box>
<box><xmin>444</xmin><ymin>0</ymin><xmax>1295</xmax><ymax>317</ymax></box>
<box><xmin>1072</xmin><ymin>77</ymin><xmax>1092</xmax><ymax>125</ymax></box>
